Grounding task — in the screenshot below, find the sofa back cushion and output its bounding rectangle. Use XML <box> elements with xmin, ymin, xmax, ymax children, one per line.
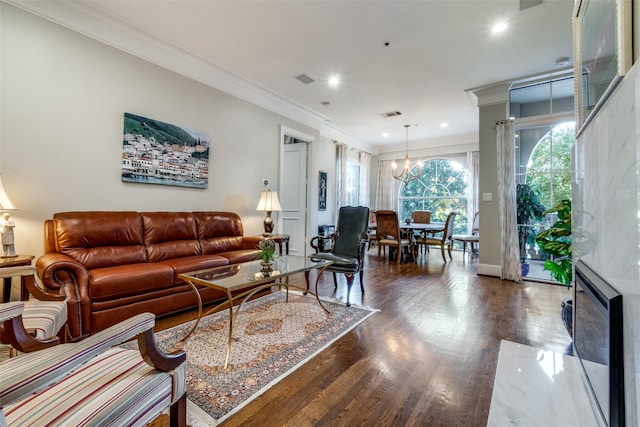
<box><xmin>142</xmin><ymin>212</ymin><xmax>201</xmax><ymax>262</ymax></box>
<box><xmin>194</xmin><ymin>212</ymin><xmax>244</xmax><ymax>254</ymax></box>
<box><xmin>53</xmin><ymin>212</ymin><xmax>147</xmax><ymax>269</ymax></box>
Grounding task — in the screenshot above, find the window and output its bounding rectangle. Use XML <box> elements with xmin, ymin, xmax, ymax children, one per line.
<box><xmin>524</xmin><ymin>122</ymin><xmax>574</xmax><ymax>208</ymax></box>
<box><xmin>398</xmin><ymin>158</ymin><xmax>468</xmax><ymax>235</ymax></box>
<box><xmin>345</xmin><ymin>161</ymin><xmax>360</xmax><ymax>206</ymax></box>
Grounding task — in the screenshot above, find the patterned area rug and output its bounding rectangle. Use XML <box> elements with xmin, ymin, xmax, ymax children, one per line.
<box><xmin>131</xmin><ymin>290</ymin><xmax>377</xmax><ymax>426</ymax></box>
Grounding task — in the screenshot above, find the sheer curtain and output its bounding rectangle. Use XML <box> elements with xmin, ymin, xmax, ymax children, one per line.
<box><xmin>466</xmin><ymin>151</ymin><xmax>479</xmax><ymax>234</ymax></box>
<box><xmin>375</xmin><ymin>160</ymin><xmax>398</xmax><ymax>211</ymax></box>
<box><xmin>359</xmin><ymin>151</ymin><xmax>371</xmax><ymax>208</ymax></box>
<box><xmin>496</xmin><ymin>120</ymin><xmax>522</xmax><ymax>281</ymax></box>
<box><xmin>335</xmin><ymin>142</ymin><xmax>348</xmax><ymax>219</ymax></box>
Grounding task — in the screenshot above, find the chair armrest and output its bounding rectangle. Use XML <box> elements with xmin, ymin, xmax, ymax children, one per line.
<box><xmin>0</xmin><ymin>312</ymin><xmax>163</xmax><ymax>406</ymax></box>
<box><xmin>310</xmin><ymin>234</ymin><xmax>335</xmax><ymax>252</ymax></box>
<box><xmin>1</xmin><ymin>302</ymin><xmax>60</xmax><ymax>352</ymax></box>
<box><xmin>138</xmin><ymin>328</ymin><xmax>186</xmax><ymax>371</ymax></box>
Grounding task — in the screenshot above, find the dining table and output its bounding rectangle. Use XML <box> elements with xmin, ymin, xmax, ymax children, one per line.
<box><xmin>398</xmin><ymin>222</ymin><xmax>446</xmax><ymax>259</ymax></box>
<box><xmin>400</xmin><ymin>222</ymin><xmax>446</xmax><ymax>236</ymax></box>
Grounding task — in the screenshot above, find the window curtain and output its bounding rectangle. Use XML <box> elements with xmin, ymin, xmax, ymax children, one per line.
<box><xmin>466</xmin><ymin>151</ymin><xmax>479</xmax><ymax>234</ymax></box>
<box><xmin>335</xmin><ymin>142</ymin><xmax>348</xmax><ymax>219</ymax></box>
<box><xmin>359</xmin><ymin>151</ymin><xmax>371</xmax><ymax>208</ymax></box>
<box><xmin>375</xmin><ymin>160</ymin><xmax>398</xmax><ymax>211</ymax></box>
<box><xmin>496</xmin><ymin>120</ymin><xmax>522</xmax><ymax>281</ymax></box>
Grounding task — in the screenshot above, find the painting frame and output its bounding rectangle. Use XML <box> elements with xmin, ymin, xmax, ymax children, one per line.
<box><xmin>121</xmin><ymin>113</ymin><xmax>210</xmax><ymax>189</ymax></box>
<box><xmin>574</xmin><ymin>0</ymin><xmax>632</xmax><ymax>134</ymax></box>
<box><xmin>318</xmin><ymin>171</ymin><xmax>327</xmax><ymax>211</ymax></box>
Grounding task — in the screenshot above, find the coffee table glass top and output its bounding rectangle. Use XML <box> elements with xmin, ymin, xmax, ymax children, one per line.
<box><xmin>179</xmin><ymin>255</ymin><xmax>332</xmax><ymax>292</ymax></box>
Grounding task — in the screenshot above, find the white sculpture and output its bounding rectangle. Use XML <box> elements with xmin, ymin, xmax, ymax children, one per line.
<box><xmin>0</xmin><ymin>212</ymin><xmax>16</xmax><ymax>257</ymax></box>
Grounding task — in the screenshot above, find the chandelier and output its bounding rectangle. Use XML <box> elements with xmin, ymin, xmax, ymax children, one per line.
<box><xmin>391</xmin><ymin>124</ymin><xmax>422</xmax><ymax>185</ymax></box>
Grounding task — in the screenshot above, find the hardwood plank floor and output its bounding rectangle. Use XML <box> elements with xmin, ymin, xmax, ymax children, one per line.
<box><xmin>153</xmin><ymin>249</ymin><xmax>573</xmax><ymax>427</ymax></box>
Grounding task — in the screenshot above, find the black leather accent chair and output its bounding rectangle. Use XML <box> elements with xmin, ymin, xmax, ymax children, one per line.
<box><xmin>309</xmin><ymin>206</ymin><xmax>370</xmax><ymax>306</ymax></box>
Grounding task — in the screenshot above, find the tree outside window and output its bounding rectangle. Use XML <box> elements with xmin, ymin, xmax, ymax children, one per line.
<box><xmin>525</xmin><ymin>122</ymin><xmax>574</xmax><ymax>208</ymax></box>
<box><xmin>398</xmin><ymin>158</ymin><xmax>468</xmax><ymax>235</ymax></box>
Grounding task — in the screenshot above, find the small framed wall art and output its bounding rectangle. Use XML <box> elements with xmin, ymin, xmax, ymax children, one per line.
<box><xmin>318</xmin><ymin>171</ymin><xmax>327</xmax><ymax>211</ymax></box>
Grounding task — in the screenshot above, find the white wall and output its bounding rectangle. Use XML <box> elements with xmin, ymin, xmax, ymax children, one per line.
<box><xmin>0</xmin><ymin>4</ymin><xmax>327</xmax><ymax>258</ymax></box>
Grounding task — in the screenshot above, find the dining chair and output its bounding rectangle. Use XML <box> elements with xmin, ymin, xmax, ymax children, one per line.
<box><xmin>375</xmin><ymin>210</ymin><xmax>414</xmax><ymax>264</ymax></box>
<box><xmin>418</xmin><ymin>212</ymin><xmax>457</xmax><ymax>262</ymax></box>
<box><xmin>367</xmin><ymin>210</ymin><xmax>378</xmax><ymax>250</ymax></box>
<box><xmin>452</xmin><ymin>211</ymin><xmax>479</xmax><ymax>255</ymax></box>
<box><xmin>309</xmin><ymin>206</ymin><xmax>370</xmax><ymax>306</ymax></box>
<box><xmin>411</xmin><ymin>210</ymin><xmax>431</xmax><ymax>224</ymax></box>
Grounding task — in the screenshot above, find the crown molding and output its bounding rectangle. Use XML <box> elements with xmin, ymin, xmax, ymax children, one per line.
<box><xmin>4</xmin><ymin>0</ymin><xmax>335</xmax><ymax>133</ymax></box>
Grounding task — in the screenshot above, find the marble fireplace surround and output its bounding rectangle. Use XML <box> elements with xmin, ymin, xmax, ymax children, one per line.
<box><xmin>490</xmin><ymin>61</ymin><xmax>640</xmax><ymax>427</ymax></box>
<box><xmin>572</xmin><ymin>60</ymin><xmax>640</xmax><ymax>426</ymax></box>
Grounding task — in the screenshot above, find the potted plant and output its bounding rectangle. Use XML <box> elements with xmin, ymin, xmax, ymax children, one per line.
<box><xmin>535</xmin><ymin>199</ymin><xmax>572</xmax><ymax>336</ymax></box>
<box><xmin>516</xmin><ymin>183</ymin><xmax>546</xmax><ymax>276</ymax></box>
<box><xmin>258</xmin><ymin>237</ymin><xmax>276</xmax><ymax>272</ymax></box>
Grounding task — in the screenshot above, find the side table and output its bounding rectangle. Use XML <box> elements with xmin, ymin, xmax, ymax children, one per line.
<box><xmin>0</xmin><ymin>255</ymin><xmax>35</xmax><ymax>302</ymax></box>
<box><xmin>257</xmin><ymin>234</ymin><xmax>290</xmax><ymax>255</ymax></box>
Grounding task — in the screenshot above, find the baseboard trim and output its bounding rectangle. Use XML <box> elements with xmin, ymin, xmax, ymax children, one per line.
<box><xmin>477</xmin><ymin>263</ymin><xmax>501</xmax><ymax>277</ymax></box>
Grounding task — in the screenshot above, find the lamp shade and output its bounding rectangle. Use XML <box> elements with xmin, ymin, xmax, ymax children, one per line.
<box><xmin>0</xmin><ymin>175</ymin><xmax>17</xmax><ymax>211</ymax></box>
<box><xmin>256</xmin><ymin>190</ymin><xmax>282</xmax><ymax>212</ymax></box>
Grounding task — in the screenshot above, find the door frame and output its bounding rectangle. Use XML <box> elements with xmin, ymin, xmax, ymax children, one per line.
<box><xmin>279</xmin><ymin>126</ymin><xmax>314</xmax><ymax>256</ymax></box>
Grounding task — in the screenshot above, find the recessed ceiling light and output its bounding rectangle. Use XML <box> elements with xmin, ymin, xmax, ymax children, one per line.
<box><xmin>492</xmin><ymin>22</ymin><xmax>507</xmax><ymax>33</ymax></box>
<box><xmin>382</xmin><ymin>132</ymin><xmax>389</xmax><ymax>137</ymax></box>
<box><xmin>329</xmin><ymin>76</ymin><xmax>340</xmax><ymax>87</ymax></box>
<box><xmin>440</xmin><ymin>122</ymin><xmax>448</xmax><ymax>128</ymax></box>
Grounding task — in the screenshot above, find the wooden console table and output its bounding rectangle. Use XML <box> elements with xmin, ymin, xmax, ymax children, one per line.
<box><xmin>0</xmin><ymin>255</ymin><xmax>35</xmax><ymax>302</ymax></box>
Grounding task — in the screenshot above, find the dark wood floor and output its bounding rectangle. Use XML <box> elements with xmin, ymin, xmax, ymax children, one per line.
<box><xmin>154</xmin><ymin>248</ymin><xmax>573</xmax><ymax>427</ymax></box>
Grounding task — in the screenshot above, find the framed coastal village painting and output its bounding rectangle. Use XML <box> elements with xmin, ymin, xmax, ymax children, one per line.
<box><xmin>121</xmin><ymin>112</ymin><xmax>210</xmax><ymax>188</ymax></box>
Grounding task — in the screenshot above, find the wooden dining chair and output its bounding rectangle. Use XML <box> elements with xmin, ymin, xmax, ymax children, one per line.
<box><xmin>411</xmin><ymin>210</ymin><xmax>431</xmax><ymax>224</ymax></box>
<box><xmin>367</xmin><ymin>210</ymin><xmax>378</xmax><ymax>250</ymax></box>
<box><xmin>418</xmin><ymin>212</ymin><xmax>457</xmax><ymax>262</ymax></box>
<box><xmin>374</xmin><ymin>210</ymin><xmax>413</xmax><ymax>264</ymax></box>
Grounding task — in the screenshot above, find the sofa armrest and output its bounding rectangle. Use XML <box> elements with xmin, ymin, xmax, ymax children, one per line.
<box><xmin>0</xmin><ymin>312</ymin><xmax>183</xmax><ymax>407</ymax></box>
<box><xmin>36</xmin><ymin>253</ymin><xmax>91</xmax><ymax>341</ymax></box>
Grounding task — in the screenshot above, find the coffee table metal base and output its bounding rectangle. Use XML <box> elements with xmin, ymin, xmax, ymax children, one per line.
<box><xmin>181</xmin><ymin>264</ymin><xmax>330</xmax><ymax>369</ymax></box>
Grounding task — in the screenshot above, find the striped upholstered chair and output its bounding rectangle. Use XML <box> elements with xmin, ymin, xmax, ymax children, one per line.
<box><xmin>0</xmin><ymin>307</ymin><xmax>187</xmax><ymax>426</ymax></box>
<box><xmin>0</xmin><ymin>267</ymin><xmax>67</xmax><ymax>359</ymax></box>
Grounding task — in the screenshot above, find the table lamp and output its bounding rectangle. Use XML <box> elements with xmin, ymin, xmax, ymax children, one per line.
<box><xmin>0</xmin><ymin>174</ymin><xmax>18</xmax><ymax>258</ymax></box>
<box><xmin>256</xmin><ymin>190</ymin><xmax>282</xmax><ymax>236</ymax></box>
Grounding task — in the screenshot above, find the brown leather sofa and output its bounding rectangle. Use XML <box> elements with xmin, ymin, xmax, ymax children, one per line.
<box><xmin>36</xmin><ymin>211</ymin><xmax>262</xmax><ymax>342</ymax></box>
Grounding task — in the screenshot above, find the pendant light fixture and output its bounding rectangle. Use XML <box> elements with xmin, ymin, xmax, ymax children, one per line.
<box><xmin>391</xmin><ymin>124</ymin><xmax>422</xmax><ymax>185</ymax></box>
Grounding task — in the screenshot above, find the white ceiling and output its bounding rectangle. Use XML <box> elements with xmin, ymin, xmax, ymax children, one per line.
<box><xmin>8</xmin><ymin>0</ymin><xmax>576</xmax><ymax>153</ymax></box>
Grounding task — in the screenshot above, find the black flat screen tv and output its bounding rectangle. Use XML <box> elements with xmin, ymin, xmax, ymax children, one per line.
<box><xmin>573</xmin><ymin>260</ymin><xmax>624</xmax><ymax>427</ymax></box>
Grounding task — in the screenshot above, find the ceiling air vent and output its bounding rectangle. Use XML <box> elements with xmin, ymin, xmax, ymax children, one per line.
<box><xmin>380</xmin><ymin>110</ymin><xmax>402</xmax><ymax>118</ymax></box>
<box><xmin>295</xmin><ymin>74</ymin><xmax>315</xmax><ymax>84</ymax></box>
<box><xmin>520</xmin><ymin>0</ymin><xmax>542</xmax><ymax>11</ymax></box>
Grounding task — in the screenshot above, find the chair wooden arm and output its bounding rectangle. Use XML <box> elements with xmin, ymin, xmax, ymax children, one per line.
<box><xmin>310</xmin><ymin>233</ymin><xmax>336</xmax><ymax>252</ymax></box>
<box><xmin>1</xmin><ymin>315</ymin><xmax>60</xmax><ymax>352</ymax></box>
<box><xmin>138</xmin><ymin>327</ymin><xmax>186</xmax><ymax>371</ymax></box>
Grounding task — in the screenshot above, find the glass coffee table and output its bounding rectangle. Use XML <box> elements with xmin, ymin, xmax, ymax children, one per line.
<box><xmin>178</xmin><ymin>255</ymin><xmax>332</xmax><ymax>368</ymax></box>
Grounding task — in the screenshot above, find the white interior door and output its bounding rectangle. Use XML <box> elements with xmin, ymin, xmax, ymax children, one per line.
<box><xmin>281</xmin><ymin>142</ymin><xmax>308</xmax><ymax>256</ymax></box>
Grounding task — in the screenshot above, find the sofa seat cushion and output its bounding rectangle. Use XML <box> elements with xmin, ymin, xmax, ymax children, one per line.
<box><xmin>158</xmin><ymin>255</ymin><xmax>229</xmax><ymax>281</ymax></box>
<box><xmin>90</xmin><ymin>263</ymin><xmax>175</xmax><ymax>301</ymax></box>
<box><xmin>3</xmin><ymin>347</ymin><xmax>185</xmax><ymax>426</ymax></box>
<box><xmin>217</xmin><ymin>249</ymin><xmax>261</xmax><ymax>265</ymax></box>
